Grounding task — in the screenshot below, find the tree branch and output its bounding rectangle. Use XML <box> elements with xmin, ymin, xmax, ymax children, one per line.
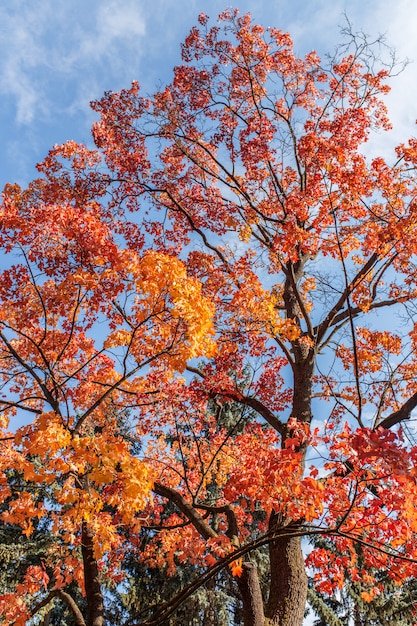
<box><xmin>377</xmin><ymin>390</ymin><xmax>417</xmax><ymax>429</ymax></box>
<box><xmin>30</xmin><ymin>589</ymin><xmax>86</xmax><ymax>626</ymax></box>
<box><xmin>239</xmin><ymin>394</ymin><xmax>286</xmax><ymax>437</ymax></box>
<box><xmin>153</xmin><ymin>482</ymin><xmax>217</xmax><ymax>540</ymax></box>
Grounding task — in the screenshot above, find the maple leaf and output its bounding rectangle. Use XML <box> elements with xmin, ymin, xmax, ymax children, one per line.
<box><xmin>229</xmin><ymin>557</ymin><xmax>244</xmax><ymax>577</ymax></box>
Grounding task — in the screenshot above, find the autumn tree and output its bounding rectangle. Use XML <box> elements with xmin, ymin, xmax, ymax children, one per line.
<box><xmin>0</xmin><ymin>146</ymin><xmax>215</xmax><ymax>625</ymax></box>
<box><xmin>88</xmin><ymin>9</ymin><xmax>417</xmax><ymax>625</ymax></box>
<box><xmin>4</xmin><ymin>7</ymin><xmax>417</xmax><ymax>626</ymax></box>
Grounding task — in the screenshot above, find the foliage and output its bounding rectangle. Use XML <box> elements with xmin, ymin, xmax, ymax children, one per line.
<box><xmin>2</xmin><ymin>7</ymin><xmax>417</xmax><ymax>626</ymax></box>
<box><xmin>307</xmin><ymin>538</ymin><xmax>417</xmax><ymax>626</ymax></box>
<box><xmin>120</xmin><ymin>395</ymin><xmax>269</xmax><ymax>626</ymax></box>
<box><xmin>0</xmin><ymin>137</ymin><xmax>215</xmax><ymax>624</ymax></box>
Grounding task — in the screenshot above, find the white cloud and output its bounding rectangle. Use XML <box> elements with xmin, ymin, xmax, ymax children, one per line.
<box><xmin>73</xmin><ymin>0</ymin><xmax>146</xmax><ymax>70</ymax></box>
<box><xmin>374</xmin><ymin>1</ymin><xmax>417</xmax><ymax>140</ymax></box>
<box><xmin>0</xmin><ymin>2</ymin><xmax>50</xmax><ymax>123</ymax></box>
<box><xmin>0</xmin><ymin>0</ymin><xmax>146</xmax><ymax>125</ymax></box>
<box><xmin>1</xmin><ymin>0</ymin><xmax>417</xmax><ymax>190</ymax></box>
<box><xmin>97</xmin><ymin>0</ymin><xmax>146</xmax><ymax>41</ymax></box>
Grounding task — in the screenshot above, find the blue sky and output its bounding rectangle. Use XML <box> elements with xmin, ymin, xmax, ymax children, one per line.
<box><xmin>1</xmin><ymin>0</ymin><xmax>417</xmax><ymax>191</ymax></box>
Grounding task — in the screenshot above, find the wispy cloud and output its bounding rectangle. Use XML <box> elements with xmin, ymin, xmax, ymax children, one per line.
<box><xmin>1</xmin><ymin>0</ymin><xmax>417</xmax><ymax>189</ymax></box>
<box><xmin>0</xmin><ymin>0</ymin><xmax>146</xmax><ymax>125</ymax></box>
<box><xmin>0</xmin><ymin>1</ymin><xmax>50</xmax><ymax>123</ymax></box>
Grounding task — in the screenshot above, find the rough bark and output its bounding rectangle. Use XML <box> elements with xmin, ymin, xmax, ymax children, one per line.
<box><xmin>264</xmin><ymin>258</ymin><xmax>313</xmax><ymax>626</ymax></box>
<box><xmin>236</xmin><ymin>562</ymin><xmax>265</xmax><ymax>626</ymax></box>
<box><xmin>283</xmin><ymin>257</ymin><xmax>316</xmax><ymax>427</ymax></box>
<box><xmin>265</xmin><ymin>352</ymin><xmax>312</xmax><ymax>626</ymax></box>
<box><xmin>291</xmin><ymin>357</ymin><xmax>315</xmax><ymax>425</ymax></box>
<box><xmin>265</xmin><ymin>514</ymin><xmax>308</xmax><ymax>626</ymax></box>
<box><xmin>81</xmin><ymin>521</ymin><xmax>104</xmax><ymax>626</ymax></box>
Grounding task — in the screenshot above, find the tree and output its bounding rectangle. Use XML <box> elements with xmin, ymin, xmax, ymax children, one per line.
<box><xmin>3</xmin><ymin>7</ymin><xmax>417</xmax><ymax>626</ymax></box>
<box><xmin>0</xmin><ymin>148</ymin><xmax>215</xmax><ymax>625</ymax></box>
<box><xmin>122</xmin><ymin>394</ymin><xmax>270</xmax><ymax>626</ymax></box>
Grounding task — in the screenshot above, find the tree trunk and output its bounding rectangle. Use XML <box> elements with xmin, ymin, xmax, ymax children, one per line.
<box><xmin>292</xmin><ymin>359</ymin><xmax>314</xmax><ymax>425</ymax></box>
<box><xmin>264</xmin><ymin>248</ymin><xmax>314</xmax><ymax>625</ymax></box>
<box><xmin>265</xmin><ymin>515</ymin><xmax>308</xmax><ymax>626</ymax></box>
<box><xmin>236</xmin><ymin>562</ymin><xmax>265</xmax><ymax>626</ymax></box>
<box><xmin>81</xmin><ymin>521</ymin><xmax>104</xmax><ymax>626</ymax></box>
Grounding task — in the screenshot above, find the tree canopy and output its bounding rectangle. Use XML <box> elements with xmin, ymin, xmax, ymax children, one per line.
<box><xmin>2</xmin><ymin>8</ymin><xmax>417</xmax><ymax>626</ymax></box>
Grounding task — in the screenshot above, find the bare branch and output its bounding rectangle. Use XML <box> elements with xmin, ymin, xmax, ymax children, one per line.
<box><xmin>153</xmin><ymin>482</ymin><xmax>217</xmax><ymax>540</ymax></box>
<box><xmin>377</xmin><ymin>391</ymin><xmax>417</xmax><ymax>429</ymax></box>
<box><xmin>30</xmin><ymin>590</ymin><xmax>86</xmax><ymax>626</ymax></box>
